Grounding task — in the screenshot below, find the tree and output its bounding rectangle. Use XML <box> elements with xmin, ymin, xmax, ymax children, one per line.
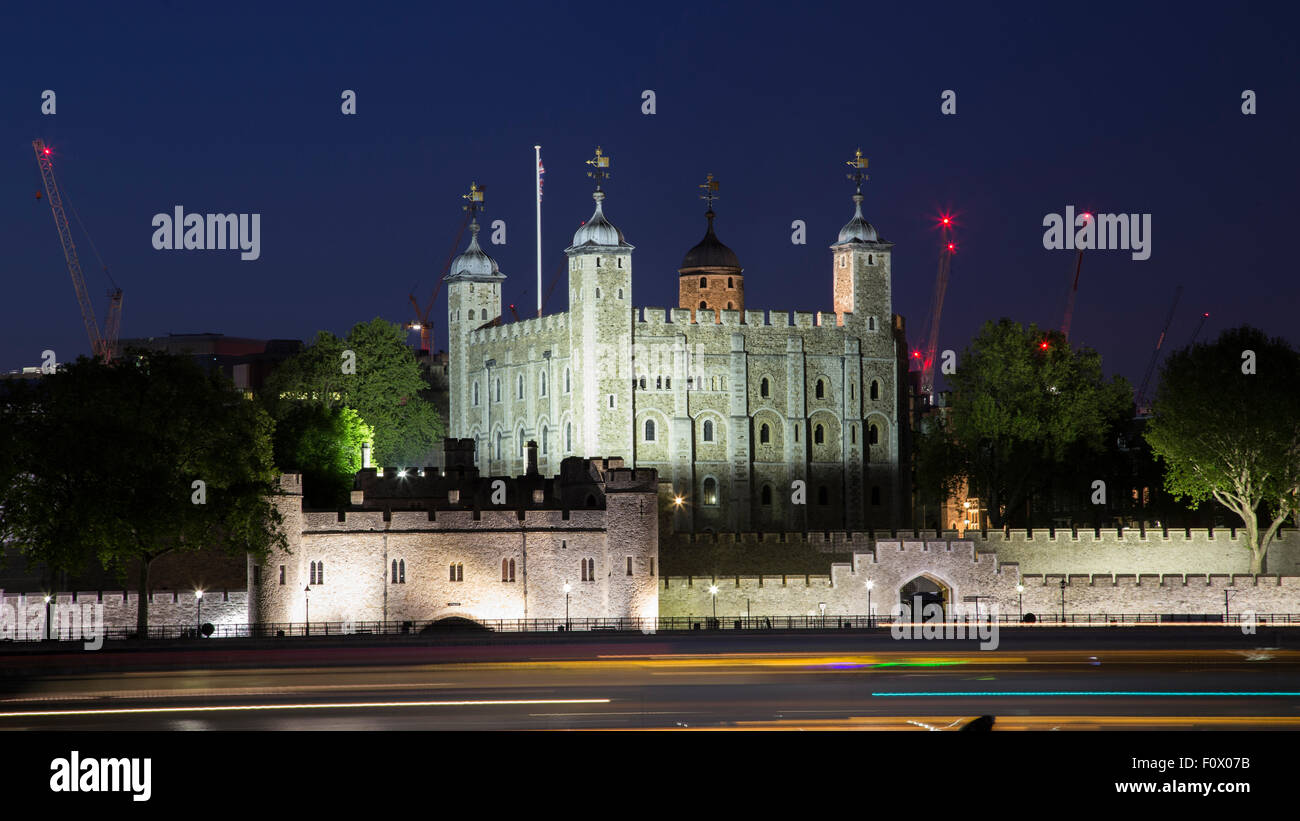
<box><xmin>1144</xmin><ymin>326</ymin><xmax>1300</xmax><ymax>573</ymax></box>
<box><xmin>918</xmin><ymin>318</ymin><xmax>1132</xmax><ymax>528</ymax></box>
<box><xmin>262</xmin><ymin>318</ymin><xmax>444</xmax><ymax>468</ymax></box>
<box><xmin>272</xmin><ymin>405</ymin><xmax>373</xmax><ymax>508</ymax></box>
<box><xmin>0</xmin><ymin>351</ymin><xmax>287</xmax><ymax>634</ymax></box>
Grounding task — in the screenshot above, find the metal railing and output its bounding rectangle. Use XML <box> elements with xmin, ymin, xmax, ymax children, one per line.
<box><xmin>10</xmin><ymin>612</ymin><xmax>1300</xmax><ymax>643</ymax></box>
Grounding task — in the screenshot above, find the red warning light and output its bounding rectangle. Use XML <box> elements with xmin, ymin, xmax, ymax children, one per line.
<box><xmin>43</xmin><ymin>147</ymin><xmax>51</xmax><ymax>156</ymax></box>
<box><xmin>1039</xmin><ymin>341</ymin><xmax>1050</xmax><ymax>350</ymax></box>
<box><xmin>946</xmin><ymin>243</ymin><xmax>955</xmax><ymax>252</ymax></box>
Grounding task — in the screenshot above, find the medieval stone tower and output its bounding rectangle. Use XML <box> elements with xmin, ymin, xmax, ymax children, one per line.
<box><xmin>445</xmin><ymin>150</ymin><xmax>907</xmax><ymax>532</ymax></box>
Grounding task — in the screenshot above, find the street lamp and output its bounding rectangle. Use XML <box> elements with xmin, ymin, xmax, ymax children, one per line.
<box><xmin>563</xmin><ymin>582</ymin><xmax>571</xmax><ymax>630</ymax></box>
<box><xmin>194</xmin><ymin>589</ymin><xmax>204</xmax><ymax>636</ymax></box>
<box><xmin>304</xmin><ymin>585</ymin><xmax>311</xmax><ymax>636</ymax></box>
<box><xmin>1016</xmin><ymin>583</ymin><xmax>1024</xmax><ymax>622</ymax></box>
<box><xmin>708</xmin><ymin>584</ymin><xmax>718</xmax><ymax>621</ymax></box>
<box><xmin>865</xmin><ymin>580</ymin><xmax>874</xmax><ymax>628</ymax></box>
<box><xmin>43</xmin><ymin>595</ymin><xmax>51</xmax><ymax>640</ymax></box>
<box><xmin>1059</xmin><ymin>578</ymin><xmax>1066</xmax><ymax>624</ymax></box>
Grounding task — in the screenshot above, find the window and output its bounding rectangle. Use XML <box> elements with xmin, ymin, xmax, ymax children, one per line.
<box><xmin>868</xmin><ymin>316</ymin><xmax>876</xmax><ymax>331</ymax></box>
<box><xmin>639</xmin><ymin>376</ymin><xmax>647</xmax><ymax>389</ymax></box>
<box><xmin>839</xmin><ymin>255</ymin><xmax>846</xmax><ymax>268</ymax></box>
<box><xmin>502</xmin><ymin>558</ymin><xmax>516</xmax><ymax>582</ymax></box>
<box><xmin>596</xmin><ymin>258</ymin><xmax>601</xmax><ymax>266</ymax></box>
<box><xmin>761</xmin><ymin>485</ymin><xmax>772</xmax><ymax>505</ymax></box>
<box><xmin>618</xmin><ymin>288</ymin><xmax>624</xmax><ymax>299</ymax></box>
<box><xmin>565</xmin><ymin>422</ymin><xmax>572</xmax><ymax>452</ymax></box>
<box><xmin>596</xmin><ymin>287</ymin><xmax>602</xmax><ymax>298</ymax></box>
<box><xmin>626</xmin><ymin>557</ymin><xmax>633</xmax><ymax>576</ymax></box>
<box><xmin>656</xmin><ymin>376</ymin><xmax>662</xmax><ymax>389</ymax></box>
<box><xmin>702</xmin><ymin>477</ymin><xmax>719</xmax><ymax>505</ymax></box>
<box><xmin>700</xmin><ymin>277</ymin><xmax>707</xmax><ymax>288</ymax></box>
<box><xmin>868</xmin><ymin>254</ymin><xmax>874</xmax><ymax>264</ymax></box>
<box><xmin>760</xmin><ymin>377</ymin><xmax>769</xmax><ymax>398</ymax></box>
<box><xmin>450</xmin><ymin>562</ymin><xmax>464</xmax><ymax>582</ymax></box>
<box><xmin>309</xmin><ymin>561</ymin><xmax>325</xmax><ymax>585</ymax></box>
<box><xmin>608</xmin><ymin>394</ymin><xmax>615</xmax><ymax>408</ymax></box>
<box><xmin>473</xmin><ymin>381</ymin><xmax>480</xmax><ymax>406</ymax></box>
<box><xmin>702</xmin><ymin>419</ymin><xmax>714</xmax><ymax>442</ymax></box>
<box><xmin>726</xmin><ymin>302</ymin><xmax>733</xmax><ymax>310</ymax></box>
<box><xmin>279</xmin><ymin>565</ymin><xmax>285</xmax><ymax>585</ymax></box>
<box><xmin>581</xmin><ymin>558</ymin><xmax>595</xmax><ymax>582</ymax></box>
<box><xmin>517</xmin><ymin>374</ymin><xmax>524</xmax><ymax>399</ymax></box>
<box><xmin>645</xmin><ymin>419</ymin><xmax>656</xmax><ymax>441</ymax></box>
<box><xmin>519</xmin><ymin>429</ymin><xmax>526</xmax><ymax>457</ymax></box>
<box><xmin>617</xmin><ymin>258</ymin><xmax>623</xmax><ymax>268</ymax></box>
<box><xmin>870</xmin><ymin>379</ymin><xmax>880</xmax><ymax>400</ymax></box>
<box><xmin>468</xmin><ymin>309</ymin><xmax>476</xmax><ymax>320</ymax></box>
<box><xmin>759</xmin><ymin>423</ymin><xmax>770</xmax><ymax>444</ymax></box>
<box><xmin>494</xmin><ymin>379</ymin><xmax>501</xmax><ymax>402</ymax></box>
<box><xmin>542</xmin><ymin>426</ymin><xmax>549</xmax><ymax>455</ymax></box>
<box><xmin>815</xmin><ymin>379</ymin><xmax>825</xmax><ymax>399</ymax></box>
<box><xmin>850</xmin><ymin>382</ymin><xmax>856</xmax><ymax>400</ymax></box>
<box><xmin>794</xmin><ymin>426</ymin><xmax>800</xmax><ymax>443</ymax></box>
<box><xmin>818</xmin><ymin>486</ymin><xmax>829</xmax><ymax>506</ymax></box>
<box><xmin>700</xmin><ymin>301</ymin><xmax>707</xmax><ymax>310</ymax></box>
<box><xmin>851</xmin><ymin>425</ymin><xmax>857</xmax><ymax>444</ymax></box>
<box><xmin>727</xmin><ymin>277</ymin><xmax>733</xmax><ymax>288</ymax></box>
<box><xmin>814</xmin><ymin>424</ymin><xmax>825</xmax><ymax>445</ymax></box>
<box><xmin>540</xmin><ymin>370</ymin><xmax>547</xmax><ymax>396</ymax></box>
<box><xmin>495</xmin><ymin>432</ymin><xmax>502</xmax><ymax>460</ymax></box>
<box><xmin>650</xmin><ymin>558</ymin><xmax>655</xmax><ymax>576</ymax></box>
<box><xmin>253</xmin><ymin>565</ymin><xmax>261</xmax><ymax>586</ymax></box>
<box><xmin>565</xmin><ymin>369</ymin><xmax>571</xmax><ymax>393</ymax></box>
<box><xmin>392</xmin><ymin>559</ymin><xmax>406</xmax><ymax>584</ymax></box>
<box><xmin>871</xmin><ymin>486</ymin><xmax>881</xmax><ymax>506</ymax></box>
<box><xmin>869</xmin><ymin>423</ymin><xmax>879</xmax><ymax>445</ymax></box>
<box><xmin>392</xmin><ymin>559</ymin><xmax>398</xmax><ymax>583</ymax></box>
<box><xmin>665</xmin><ymin>377</ymin><xmax>671</xmax><ymax>389</ymax></box>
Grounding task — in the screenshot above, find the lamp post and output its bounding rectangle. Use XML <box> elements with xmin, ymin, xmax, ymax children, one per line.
<box><xmin>304</xmin><ymin>585</ymin><xmax>311</xmax><ymax>637</ymax></box>
<box><xmin>865</xmin><ymin>580</ymin><xmax>874</xmax><ymax>628</ymax></box>
<box><xmin>1059</xmin><ymin>578</ymin><xmax>1066</xmax><ymax>624</ymax></box>
<box><xmin>1016</xmin><ymin>583</ymin><xmax>1024</xmax><ymax>622</ymax></box>
<box><xmin>43</xmin><ymin>595</ymin><xmax>51</xmax><ymax>640</ymax></box>
<box><xmin>194</xmin><ymin>589</ymin><xmax>204</xmax><ymax>636</ymax></box>
<box><xmin>563</xmin><ymin>582</ymin><xmax>571</xmax><ymax>630</ymax></box>
<box><xmin>708</xmin><ymin>584</ymin><xmax>718</xmax><ymax>622</ymax></box>
<box><xmin>1224</xmin><ymin>590</ymin><xmax>1236</xmax><ymax>623</ymax></box>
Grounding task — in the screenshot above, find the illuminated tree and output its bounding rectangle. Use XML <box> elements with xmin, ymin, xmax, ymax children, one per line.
<box><xmin>1145</xmin><ymin>326</ymin><xmax>1300</xmax><ymax>573</ymax></box>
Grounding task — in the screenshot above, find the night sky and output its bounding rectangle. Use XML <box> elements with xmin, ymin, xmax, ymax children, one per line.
<box><xmin>3</xmin><ymin>2</ymin><xmax>1296</xmax><ymax>394</ymax></box>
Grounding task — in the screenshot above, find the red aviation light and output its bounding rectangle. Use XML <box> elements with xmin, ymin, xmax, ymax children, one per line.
<box><xmin>1039</xmin><ymin>340</ymin><xmax>1050</xmax><ymax>350</ymax></box>
<box><xmin>946</xmin><ymin>242</ymin><xmax>955</xmax><ymax>252</ymax></box>
<box><xmin>43</xmin><ymin>147</ymin><xmax>51</xmax><ymax>156</ymax></box>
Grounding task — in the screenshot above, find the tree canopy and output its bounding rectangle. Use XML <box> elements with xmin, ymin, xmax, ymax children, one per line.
<box><xmin>915</xmin><ymin>318</ymin><xmax>1132</xmax><ymax>528</ymax></box>
<box><xmin>1144</xmin><ymin>325</ymin><xmax>1300</xmax><ymax>573</ymax></box>
<box><xmin>0</xmin><ymin>351</ymin><xmax>287</xmax><ymax>633</ymax></box>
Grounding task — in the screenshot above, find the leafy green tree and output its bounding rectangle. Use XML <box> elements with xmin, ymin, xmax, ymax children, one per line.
<box><xmin>1144</xmin><ymin>326</ymin><xmax>1300</xmax><ymax>573</ymax></box>
<box><xmin>0</xmin><ymin>351</ymin><xmax>287</xmax><ymax>634</ymax></box>
<box><xmin>262</xmin><ymin>318</ymin><xmax>444</xmax><ymax>469</ymax></box>
<box><xmin>919</xmin><ymin>318</ymin><xmax>1132</xmax><ymax>528</ymax></box>
<box><xmin>272</xmin><ymin>405</ymin><xmax>373</xmax><ymax>508</ymax></box>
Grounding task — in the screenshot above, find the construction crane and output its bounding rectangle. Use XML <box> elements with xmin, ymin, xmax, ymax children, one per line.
<box><xmin>911</xmin><ymin>214</ymin><xmax>956</xmax><ymax>404</ymax></box>
<box><xmin>1188</xmin><ymin>311</ymin><xmax>1210</xmax><ymax>345</ymax></box>
<box><xmin>407</xmin><ymin>210</ymin><xmax>473</xmax><ymax>354</ymax></box>
<box><xmin>33</xmin><ymin>140</ymin><xmax>122</xmax><ymax>362</ymax></box>
<box><xmin>1135</xmin><ymin>285</ymin><xmax>1183</xmax><ymax>414</ymax></box>
<box><xmin>1059</xmin><ymin>211</ymin><xmax>1092</xmax><ymax>343</ymax></box>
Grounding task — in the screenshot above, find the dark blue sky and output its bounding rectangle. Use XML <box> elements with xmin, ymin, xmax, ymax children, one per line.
<box><xmin>3</xmin><ymin>1</ymin><xmax>1297</xmax><ymax>392</ymax></box>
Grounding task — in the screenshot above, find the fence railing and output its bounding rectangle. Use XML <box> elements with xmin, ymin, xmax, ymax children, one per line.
<box><xmin>11</xmin><ymin>612</ymin><xmax>1300</xmax><ymax>643</ymax></box>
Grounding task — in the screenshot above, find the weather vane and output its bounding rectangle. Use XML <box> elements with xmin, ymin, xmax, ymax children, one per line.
<box><xmin>586</xmin><ymin>146</ymin><xmax>611</xmax><ymax>189</ymax></box>
<box><xmin>462</xmin><ymin>181</ymin><xmax>486</xmax><ymax>219</ymax></box>
<box><xmin>845</xmin><ymin>148</ymin><xmax>869</xmax><ymax>193</ymax></box>
<box><xmin>699</xmin><ymin>173</ymin><xmax>720</xmax><ymax>209</ymax></box>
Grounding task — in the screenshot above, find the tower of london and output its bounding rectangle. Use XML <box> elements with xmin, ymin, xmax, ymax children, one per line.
<box><xmin>446</xmin><ymin>149</ymin><xmax>909</xmax><ymax>534</ymax></box>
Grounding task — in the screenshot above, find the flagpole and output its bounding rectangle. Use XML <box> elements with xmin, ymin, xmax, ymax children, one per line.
<box><xmin>534</xmin><ymin>144</ymin><xmax>543</xmax><ymax>317</ymax></box>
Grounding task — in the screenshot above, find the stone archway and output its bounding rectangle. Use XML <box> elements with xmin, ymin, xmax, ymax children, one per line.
<box><xmin>899</xmin><ymin>573</ymin><xmax>954</xmax><ymax>616</ymax></box>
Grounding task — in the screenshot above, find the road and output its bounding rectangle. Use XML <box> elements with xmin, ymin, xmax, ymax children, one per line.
<box><xmin>1</xmin><ymin>628</ymin><xmax>1298</xmax><ymax>730</ymax></box>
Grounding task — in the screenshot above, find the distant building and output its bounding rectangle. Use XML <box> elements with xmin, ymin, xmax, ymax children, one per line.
<box><xmin>114</xmin><ymin>333</ymin><xmax>302</xmax><ymax>391</ymax></box>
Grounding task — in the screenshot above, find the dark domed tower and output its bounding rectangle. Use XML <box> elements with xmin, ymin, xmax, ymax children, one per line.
<box><xmin>678</xmin><ymin>176</ymin><xmax>743</xmax><ymax>323</ymax></box>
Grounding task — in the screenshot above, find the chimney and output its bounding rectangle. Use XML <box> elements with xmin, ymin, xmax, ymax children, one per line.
<box><xmin>525</xmin><ymin>440</ymin><xmax>539</xmax><ymax>475</ymax></box>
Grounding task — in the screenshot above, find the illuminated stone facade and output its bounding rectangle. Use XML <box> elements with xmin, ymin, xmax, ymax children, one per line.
<box><xmin>252</xmin><ymin>445</ymin><xmax>660</xmax><ymax>626</ymax></box>
<box><xmin>446</xmin><ymin>175</ymin><xmax>909</xmax><ymax>533</ymax></box>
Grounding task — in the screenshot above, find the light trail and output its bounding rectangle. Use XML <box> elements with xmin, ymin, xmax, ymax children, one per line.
<box><xmin>0</xmin><ymin>698</ymin><xmax>610</xmax><ymax>719</ymax></box>
<box><xmin>872</xmin><ymin>691</ymin><xmax>1300</xmax><ymax>697</ymax></box>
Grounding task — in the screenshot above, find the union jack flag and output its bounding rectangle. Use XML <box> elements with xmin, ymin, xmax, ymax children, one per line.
<box><xmin>538</xmin><ymin>157</ymin><xmax>545</xmax><ymax>201</ymax></box>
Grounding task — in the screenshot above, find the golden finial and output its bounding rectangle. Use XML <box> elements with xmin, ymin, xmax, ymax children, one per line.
<box><xmin>699</xmin><ymin>173</ymin><xmax>720</xmax><ymax>209</ymax></box>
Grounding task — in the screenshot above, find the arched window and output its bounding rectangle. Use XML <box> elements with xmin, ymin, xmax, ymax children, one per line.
<box><xmin>645</xmin><ymin>418</ymin><xmax>656</xmax><ymax>441</ymax></box>
<box><xmin>494</xmin><ymin>379</ymin><xmax>501</xmax><ymax>402</ymax></box>
<box><xmin>868</xmin><ymin>316</ymin><xmax>876</xmax><ymax>331</ymax></box>
<box><xmin>869</xmin><ymin>423</ymin><xmax>880</xmax><ymax>445</ymax></box>
<box><xmin>468</xmin><ymin>309</ymin><xmax>476</xmax><ymax>320</ymax></box>
<box><xmin>702</xmin><ymin>419</ymin><xmax>714</xmax><ymax>442</ymax></box>
<box><xmin>502</xmin><ymin>558</ymin><xmax>515</xmax><ymax>582</ymax></box>
<box><xmin>727</xmin><ymin>277</ymin><xmax>733</xmax><ymax>288</ymax></box>
<box><xmin>868</xmin><ymin>254</ymin><xmax>874</xmax><ymax>264</ymax></box>
<box><xmin>761</xmin><ymin>485</ymin><xmax>772</xmax><ymax>505</ymax></box>
<box><xmin>473</xmin><ymin>381</ymin><xmax>480</xmax><ymax>406</ymax></box>
<box><xmin>565</xmin><ymin>369</ymin><xmax>571</xmax><ymax>393</ymax></box>
<box><xmin>399</xmin><ymin>559</ymin><xmax>405</xmax><ymax>584</ymax></box>
<box><xmin>814</xmin><ymin>424</ymin><xmax>825</xmax><ymax>445</ymax></box>
<box><xmin>665</xmin><ymin>377</ymin><xmax>671</xmax><ymax>389</ymax></box>
<box><xmin>517</xmin><ymin>374</ymin><xmax>524</xmax><ymax>399</ymax></box>
<box><xmin>760</xmin><ymin>377</ymin><xmax>770</xmax><ymax>398</ymax></box>
<box><xmin>700</xmin><ymin>301</ymin><xmax>707</xmax><ymax>310</ymax></box>
<box><xmin>702</xmin><ymin>477</ymin><xmax>718</xmax><ymax>505</ymax></box>
<box><xmin>450</xmin><ymin>562</ymin><xmax>463</xmax><ymax>581</ymax></box>
<box><xmin>495</xmin><ymin>431</ymin><xmax>502</xmax><ymax>460</ymax></box>
<box><xmin>540</xmin><ymin>370</ymin><xmax>547</xmax><ymax>396</ymax></box>
<box><xmin>700</xmin><ymin>277</ymin><xmax>708</xmax><ymax>288</ymax></box>
<box><xmin>318</xmin><ymin>562</ymin><xmax>324</xmax><ymax>585</ymax></box>
<box><xmin>581</xmin><ymin>558</ymin><xmax>595</xmax><ymax>582</ymax></box>
<box><xmin>656</xmin><ymin>376</ymin><xmax>662</xmax><ymax>389</ymax></box>
<box><xmin>815</xmin><ymin>379</ymin><xmax>825</xmax><ymax>399</ymax></box>
<box><xmin>618</xmin><ymin>288</ymin><xmax>624</xmax><ymax>299</ymax></box>
<box><xmin>565</xmin><ymin>422</ymin><xmax>572</xmax><ymax>452</ymax></box>
<box><xmin>595</xmin><ymin>287</ymin><xmax>601</xmax><ymax>298</ymax></box>
<box><xmin>639</xmin><ymin>376</ymin><xmax>647</xmax><ymax>389</ymax></box>
<box><xmin>870</xmin><ymin>380</ymin><xmax>880</xmax><ymax>400</ymax></box>
<box><xmin>726</xmin><ymin>302</ymin><xmax>733</xmax><ymax>310</ymax></box>
<box><xmin>309</xmin><ymin>561</ymin><xmax>317</xmax><ymax>585</ymax></box>
<box><xmin>542</xmin><ymin>426</ymin><xmax>549</xmax><ymax>455</ymax></box>
<box><xmin>818</xmin><ymin>486</ymin><xmax>829</xmax><ymax>506</ymax></box>
<box><xmin>759</xmin><ymin>423</ymin><xmax>770</xmax><ymax>444</ymax></box>
<box><xmin>519</xmin><ymin>429</ymin><xmax>526</xmax><ymax>456</ymax></box>
<box><xmin>392</xmin><ymin>559</ymin><xmax>398</xmax><ymax>583</ymax></box>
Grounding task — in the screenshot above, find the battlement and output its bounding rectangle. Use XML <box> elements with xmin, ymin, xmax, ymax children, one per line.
<box><xmin>467</xmin><ymin>312</ymin><xmax>566</xmax><ymax>345</ymax></box>
<box><xmin>277</xmin><ymin>472</ymin><xmax>303</xmax><ymax>495</ymax></box>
